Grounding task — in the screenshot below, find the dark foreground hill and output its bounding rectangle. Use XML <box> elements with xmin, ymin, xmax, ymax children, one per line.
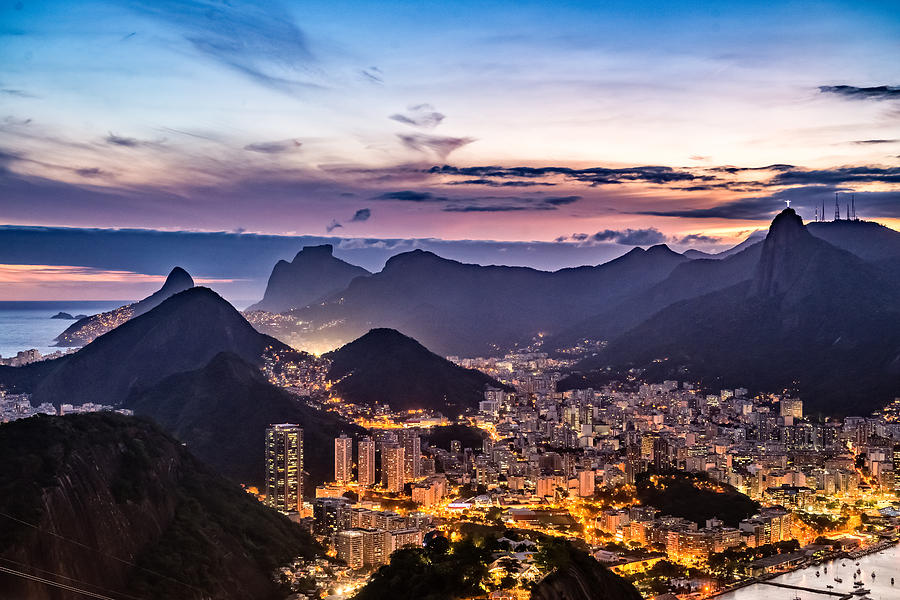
<box><xmin>325</xmin><ymin>328</ymin><xmax>508</xmax><ymax>417</ymax></box>
<box><xmin>530</xmin><ymin>543</ymin><xmax>643</xmax><ymax>600</ymax></box>
<box><xmin>249</xmin><ymin>244</ymin><xmax>371</xmax><ymax>312</ymax></box>
<box><xmin>596</xmin><ymin>209</ymin><xmax>900</xmax><ymax>414</ymax></box>
<box><xmin>55</xmin><ymin>266</ymin><xmax>195</xmax><ymax>346</ymax></box>
<box><xmin>127</xmin><ymin>352</ymin><xmax>362</xmax><ymax>485</ymax></box>
<box><xmin>0</xmin><ymin>413</ymin><xmax>318</xmax><ymax>600</ymax></box>
<box><xmin>8</xmin><ymin>287</ymin><xmax>289</xmax><ymax>407</ymax></box>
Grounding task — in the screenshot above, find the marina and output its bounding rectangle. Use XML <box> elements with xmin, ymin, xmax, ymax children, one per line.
<box><xmin>717</xmin><ymin>543</ymin><xmax>898</xmax><ymax>600</ymax></box>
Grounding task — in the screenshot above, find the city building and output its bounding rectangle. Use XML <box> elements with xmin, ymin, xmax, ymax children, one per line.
<box><xmin>335</xmin><ymin>434</ymin><xmax>353</xmax><ymax>484</ymax></box>
<box><xmin>358</xmin><ymin>436</ymin><xmax>376</xmax><ymax>488</ymax></box>
<box><xmin>265</xmin><ymin>424</ymin><xmax>304</xmax><ymax>512</ymax></box>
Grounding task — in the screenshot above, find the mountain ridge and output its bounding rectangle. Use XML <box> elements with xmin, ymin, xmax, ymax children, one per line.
<box><xmin>248</xmin><ymin>244</ymin><xmax>370</xmax><ymax>312</ymax></box>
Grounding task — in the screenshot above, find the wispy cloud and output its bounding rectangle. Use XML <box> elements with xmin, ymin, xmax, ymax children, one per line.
<box><xmin>819</xmin><ymin>85</ymin><xmax>900</xmax><ymax>100</ymax></box>
<box><xmin>350</xmin><ymin>208</ymin><xmax>371</xmax><ymax>222</ymax></box>
<box><xmin>390</xmin><ymin>104</ymin><xmax>445</xmax><ymax>129</ymax></box>
<box><xmin>399</xmin><ymin>133</ymin><xmax>475</xmax><ymax>158</ymax></box>
<box><xmin>243</xmin><ymin>139</ymin><xmax>302</xmax><ymax>153</ymax></box>
<box><xmin>124</xmin><ymin>0</ymin><xmax>319</xmax><ymax>93</ymax></box>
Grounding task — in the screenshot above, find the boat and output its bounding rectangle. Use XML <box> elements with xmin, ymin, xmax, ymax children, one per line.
<box><xmin>826</xmin><ymin>585</ymin><xmax>834</xmax><ymax>589</ymax></box>
<box><xmin>871</xmin><ymin>572</ymin><xmax>875</xmax><ymax>578</ymax></box>
<box><xmin>835</xmin><ymin>578</ymin><xmax>843</xmax><ymax>583</ymax></box>
<box><xmin>816</xmin><ymin>571</ymin><xmax>820</xmax><ymax>577</ymax></box>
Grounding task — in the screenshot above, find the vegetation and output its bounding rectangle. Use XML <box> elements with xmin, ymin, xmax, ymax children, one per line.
<box><xmin>353</xmin><ymin>533</ymin><xmax>493</xmax><ymax>600</ymax></box>
<box><xmin>426</xmin><ymin>424</ymin><xmax>486</xmax><ymax>452</ymax></box>
<box><xmin>531</xmin><ymin>539</ymin><xmax>642</xmax><ymax>600</ymax></box>
<box><xmin>635</xmin><ymin>471</ymin><xmax>759</xmax><ymax>527</ymax></box>
<box><xmin>707</xmin><ymin>540</ymin><xmax>801</xmax><ymax>578</ymax></box>
<box><xmin>0</xmin><ymin>413</ymin><xmax>319</xmax><ymax>600</ymax></box>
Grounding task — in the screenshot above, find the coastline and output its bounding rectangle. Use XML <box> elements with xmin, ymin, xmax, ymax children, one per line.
<box><xmin>708</xmin><ymin>538</ymin><xmax>899</xmax><ymax>599</ymax></box>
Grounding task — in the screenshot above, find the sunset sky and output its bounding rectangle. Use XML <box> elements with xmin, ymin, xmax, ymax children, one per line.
<box><xmin>1</xmin><ymin>0</ymin><xmax>899</xmax><ymax>300</ymax></box>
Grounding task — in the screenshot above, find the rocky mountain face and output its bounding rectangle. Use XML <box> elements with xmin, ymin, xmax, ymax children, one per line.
<box><xmin>127</xmin><ymin>351</ymin><xmax>362</xmax><ymax>486</ymax></box>
<box><xmin>248</xmin><ymin>244</ymin><xmax>371</xmax><ymax>312</ymax></box>
<box><xmin>55</xmin><ymin>266</ymin><xmax>195</xmax><ymax>346</ymax></box>
<box><xmin>530</xmin><ymin>547</ymin><xmax>642</xmax><ymax>600</ymax></box>
<box><xmin>286</xmin><ymin>245</ymin><xmax>688</xmax><ymax>356</ymax></box>
<box><xmin>10</xmin><ymin>287</ymin><xmax>289</xmax><ymax>407</ymax></box>
<box><xmin>0</xmin><ymin>413</ymin><xmax>317</xmax><ymax>600</ymax></box>
<box><xmin>324</xmin><ymin>328</ymin><xmax>509</xmax><ymax>417</ymax></box>
<box><xmin>596</xmin><ymin>209</ymin><xmax>900</xmax><ymax>414</ymax></box>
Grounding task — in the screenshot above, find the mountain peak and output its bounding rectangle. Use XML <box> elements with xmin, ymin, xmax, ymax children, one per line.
<box><xmin>767</xmin><ymin>207</ymin><xmax>805</xmax><ymax>240</ymax></box>
<box><xmin>249</xmin><ymin>245</ymin><xmax>370</xmax><ymax>312</ymax></box>
<box><xmin>295</xmin><ymin>244</ymin><xmax>334</xmax><ymax>260</ymax></box>
<box><xmin>750</xmin><ymin>208</ymin><xmax>817</xmax><ymax>297</ymax></box>
<box><xmin>645</xmin><ymin>243</ymin><xmax>678</xmax><ymax>256</ymax></box>
<box><xmin>161</xmin><ymin>266</ymin><xmax>194</xmax><ymax>290</ymax></box>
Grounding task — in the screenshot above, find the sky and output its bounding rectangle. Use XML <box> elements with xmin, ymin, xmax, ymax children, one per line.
<box><xmin>1</xmin><ymin>0</ymin><xmax>899</xmax><ymax>300</ymax></box>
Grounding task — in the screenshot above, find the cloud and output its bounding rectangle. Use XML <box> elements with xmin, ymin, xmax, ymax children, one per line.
<box><xmin>74</xmin><ymin>167</ymin><xmax>106</xmax><ymax>178</ymax></box>
<box><xmin>350</xmin><ymin>208</ymin><xmax>371</xmax><ymax>222</ymax></box>
<box><xmin>429</xmin><ymin>164</ymin><xmax>708</xmax><ymax>186</ymax></box>
<box><xmin>360</xmin><ymin>67</ymin><xmax>383</xmax><ymax>84</ymax></box>
<box><xmin>125</xmin><ymin>0</ymin><xmax>318</xmax><ymax>94</ymax></box>
<box><xmin>325</xmin><ymin>219</ymin><xmax>343</xmax><ymax>232</ymax></box>
<box><xmin>105</xmin><ymin>133</ymin><xmax>142</xmax><ymax>147</ymax></box>
<box><xmin>374</xmin><ymin>190</ymin><xmax>446</xmax><ymax>202</ymax></box>
<box><xmin>590</xmin><ymin>228</ymin><xmax>667</xmax><ymax>245</ymax></box>
<box><xmin>852</xmin><ymin>139</ymin><xmax>898</xmax><ymax>145</ymax></box>
<box><xmin>390</xmin><ymin>104</ymin><xmax>445</xmax><ymax>129</ymax></box>
<box><xmin>543</xmin><ymin>195</ymin><xmax>580</xmax><ymax>206</ymax></box>
<box><xmin>638</xmin><ymin>186</ymin><xmax>840</xmax><ymax>220</ymax></box>
<box><xmin>819</xmin><ymin>85</ymin><xmax>900</xmax><ymax>100</ymax></box>
<box><xmin>398</xmin><ymin>134</ymin><xmax>475</xmax><ymax>158</ymax></box>
<box><xmin>1</xmin><ymin>89</ymin><xmax>36</xmax><ymax>98</ymax></box>
<box><xmin>243</xmin><ymin>139</ymin><xmax>302</xmax><ymax>153</ymax></box>
<box><xmin>770</xmin><ymin>166</ymin><xmax>900</xmax><ymax>186</ymax></box>
<box><xmin>677</xmin><ymin>233</ymin><xmax>721</xmax><ymax>244</ymax></box>
<box><xmin>446</xmin><ymin>178</ymin><xmax>555</xmax><ymax>187</ymax></box>
<box><xmin>375</xmin><ymin>190</ymin><xmax>581</xmax><ymax>212</ymax></box>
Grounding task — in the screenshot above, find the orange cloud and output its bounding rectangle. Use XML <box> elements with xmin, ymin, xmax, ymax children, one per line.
<box><xmin>0</xmin><ymin>265</ymin><xmax>233</xmax><ymax>301</ymax></box>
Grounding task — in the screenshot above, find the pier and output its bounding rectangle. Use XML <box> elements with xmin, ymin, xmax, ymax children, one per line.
<box><xmin>758</xmin><ymin>581</ymin><xmax>854</xmax><ymax>599</ymax></box>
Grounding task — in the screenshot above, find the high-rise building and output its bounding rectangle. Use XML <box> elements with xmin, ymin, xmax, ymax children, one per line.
<box><xmin>399</xmin><ymin>430</ymin><xmax>422</xmax><ymax>481</ymax></box>
<box><xmin>780</xmin><ymin>398</ymin><xmax>803</xmax><ymax>419</ymax></box>
<box><xmin>335</xmin><ymin>529</ymin><xmax>365</xmax><ymax>569</ymax></box>
<box><xmin>335</xmin><ymin>434</ymin><xmax>353</xmax><ymax>484</ymax></box>
<box><xmin>358</xmin><ymin>436</ymin><xmax>376</xmax><ymax>488</ymax></box>
<box><xmin>265</xmin><ymin>424</ymin><xmax>303</xmax><ymax>512</ymax></box>
<box><xmin>382</xmin><ymin>444</ymin><xmax>405</xmax><ymax>492</ymax></box>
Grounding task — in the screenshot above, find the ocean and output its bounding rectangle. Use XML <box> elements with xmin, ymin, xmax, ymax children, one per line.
<box><xmin>0</xmin><ymin>301</ymin><xmax>129</xmax><ymax>359</ymax></box>
<box><xmin>717</xmin><ymin>543</ymin><xmax>899</xmax><ymax>600</ymax></box>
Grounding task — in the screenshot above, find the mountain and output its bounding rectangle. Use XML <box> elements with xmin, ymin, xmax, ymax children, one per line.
<box><xmin>248</xmin><ymin>244</ymin><xmax>371</xmax><ymax>312</ymax></box>
<box><xmin>285</xmin><ymin>245</ymin><xmax>688</xmax><ymax>355</ymax></box>
<box><xmin>324</xmin><ymin>328</ymin><xmax>508</xmax><ymax>417</ymax></box>
<box><xmin>683</xmin><ymin>229</ymin><xmax>766</xmax><ymax>260</ymax></box>
<box><xmin>596</xmin><ymin>209</ymin><xmax>900</xmax><ymax>414</ymax></box>
<box><xmin>14</xmin><ymin>287</ymin><xmax>289</xmax><ymax>407</ymax></box>
<box><xmin>530</xmin><ymin>543</ymin><xmax>642</xmax><ymax>600</ymax></box>
<box><xmin>807</xmin><ymin>219</ymin><xmax>900</xmax><ymax>262</ymax></box>
<box><xmin>552</xmin><ymin>240</ymin><xmax>763</xmax><ymax>346</ymax></box>
<box><xmin>0</xmin><ymin>412</ymin><xmax>318</xmax><ymax>600</ymax></box>
<box><xmin>126</xmin><ymin>352</ymin><xmax>362</xmax><ymax>486</ymax></box>
<box><xmin>55</xmin><ymin>266</ymin><xmax>195</xmax><ymax>346</ymax></box>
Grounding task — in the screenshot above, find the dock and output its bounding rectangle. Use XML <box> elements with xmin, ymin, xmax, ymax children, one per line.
<box><xmin>758</xmin><ymin>581</ymin><xmax>854</xmax><ymax>599</ymax></box>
